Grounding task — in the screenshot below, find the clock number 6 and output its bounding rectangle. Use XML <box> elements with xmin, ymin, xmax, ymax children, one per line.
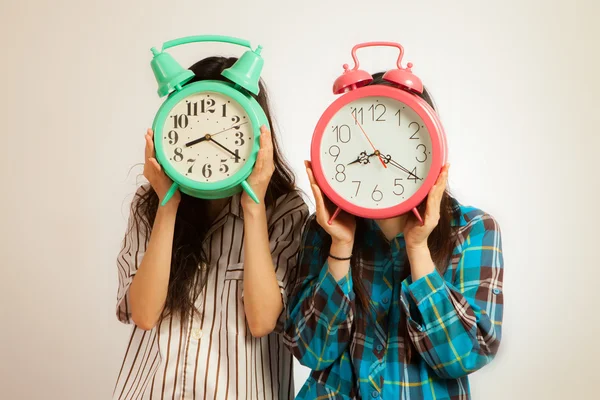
<box><xmin>371</xmin><ymin>185</ymin><xmax>383</xmax><ymax>202</ymax></box>
<box><xmin>202</xmin><ymin>164</ymin><xmax>212</xmax><ymax>178</ymax></box>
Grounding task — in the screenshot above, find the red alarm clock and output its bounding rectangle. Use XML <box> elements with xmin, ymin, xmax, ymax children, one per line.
<box><xmin>310</xmin><ymin>42</ymin><xmax>447</xmax><ymax>223</ymax></box>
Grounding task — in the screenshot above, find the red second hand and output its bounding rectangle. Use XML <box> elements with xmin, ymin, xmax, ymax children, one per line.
<box><xmin>351</xmin><ymin>113</ymin><xmax>387</xmax><ymax>168</ymax></box>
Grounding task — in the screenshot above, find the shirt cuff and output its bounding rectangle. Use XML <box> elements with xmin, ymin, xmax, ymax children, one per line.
<box><xmin>312</xmin><ymin>262</ymin><xmax>355</xmax><ymax>324</ymax></box>
<box><xmin>335</xmin><ymin>267</ymin><xmax>353</xmax><ymax>297</ymax></box>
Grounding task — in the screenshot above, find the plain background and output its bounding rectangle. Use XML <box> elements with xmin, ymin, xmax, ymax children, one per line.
<box><xmin>1</xmin><ymin>0</ymin><xmax>599</xmax><ymax>398</ymax></box>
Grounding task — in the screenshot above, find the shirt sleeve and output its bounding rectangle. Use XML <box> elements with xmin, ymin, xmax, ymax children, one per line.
<box><xmin>400</xmin><ymin>213</ymin><xmax>504</xmax><ymax>379</ymax></box>
<box><xmin>267</xmin><ymin>191</ymin><xmax>310</xmax><ymax>332</ymax></box>
<box><xmin>283</xmin><ymin>215</ymin><xmax>355</xmax><ymax>371</ymax></box>
<box><xmin>115</xmin><ymin>186</ymin><xmax>150</xmax><ymax>324</ymax></box>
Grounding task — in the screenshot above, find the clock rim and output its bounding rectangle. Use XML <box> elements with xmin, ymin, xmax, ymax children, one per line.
<box><xmin>152</xmin><ymin>81</ymin><xmax>262</xmax><ymax>194</ymax></box>
<box><xmin>311</xmin><ymin>85</ymin><xmax>446</xmax><ymax>219</ymax></box>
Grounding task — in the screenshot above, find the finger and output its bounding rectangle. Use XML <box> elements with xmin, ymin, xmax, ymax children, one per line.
<box><xmin>311</xmin><ymin>183</ymin><xmax>331</xmax><ymax>223</ymax></box>
<box><xmin>425</xmin><ymin>172</ymin><xmax>447</xmax><ymax>221</ymax></box>
<box><xmin>145</xmin><ymin>130</ymin><xmax>153</xmax><ymax>160</ymax></box>
<box><xmin>149</xmin><ymin>157</ymin><xmax>162</xmax><ymax>172</ymax></box>
<box><xmin>254</xmin><ymin>149</ymin><xmax>264</xmax><ymax>174</ymax></box>
<box><xmin>260</xmin><ymin>126</ymin><xmax>274</xmax><ymax>168</ymax></box>
<box><xmin>260</xmin><ymin>126</ymin><xmax>273</xmax><ymax>148</ymax></box>
<box><xmin>435</xmin><ymin>164</ymin><xmax>450</xmax><ymax>186</ymax></box>
<box><xmin>304</xmin><ymin>160</ymin><xmax>312</xmax><ymax>170</ymax></box>
<box><xmin>305</xmin><ymin>166</ymin><xmax>317</xmax><ymax>186</ymax></box>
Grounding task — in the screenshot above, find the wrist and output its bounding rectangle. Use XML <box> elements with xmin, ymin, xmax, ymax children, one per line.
<box><xmin>156</xmin><ymin>200</ymin><xmax>179</xmax><ymax>219</ymax></box>
<box><xmin>406</xmin><ymin>241</ymin><xmax>428</xmax><ymax>252</ymax></box>
<box><xmin>330</xmin><ymin>241</ymin><xmax>354</xmax><ymax>258</ymax></box>
<box><xmin>242</xmin><ymin>202</ymin><xmax>266</xmax><ymax>219</ymax></box>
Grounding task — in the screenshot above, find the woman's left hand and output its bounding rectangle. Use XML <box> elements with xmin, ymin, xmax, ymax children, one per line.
<box><xmin>241</xmin><ymin>125</ymin><xmax>275</xmax><ymax>209</ymax></box>
<box><xmin>404</xmin><ymin>164</ymin><xmax>450</xmax><ymax>250</ymax></box>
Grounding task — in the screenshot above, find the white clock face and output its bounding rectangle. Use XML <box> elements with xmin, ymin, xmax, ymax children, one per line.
<box><xmin>319</xmin><ymin>96</ymin><xmax>433</xmax><ymax>210</ymax></box>
<box><xmin>161</xmin><ymin>91</ymin><xmax>254</xmax><ymax>183</ymax></box>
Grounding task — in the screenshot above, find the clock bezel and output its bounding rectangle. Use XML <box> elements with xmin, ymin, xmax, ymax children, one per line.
<box><xmin>311</xmin><ymin>85</ymin><xmax>446</xmax><ymax>219</ymax></box>
<box><xmin>153</xmin><ymin>80</ymin><xmax>261</xmax><ymax>193</ymax></box>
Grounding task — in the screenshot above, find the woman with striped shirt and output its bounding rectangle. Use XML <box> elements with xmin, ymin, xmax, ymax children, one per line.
<box><xmin>113</xmin><ymin>56</ymin><xmax>308</xmax><ymax>400</ymax></box>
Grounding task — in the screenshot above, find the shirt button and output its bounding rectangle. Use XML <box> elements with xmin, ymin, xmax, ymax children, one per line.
<box><xmin>493</xmin><ymin>288</ymin><xmax>501</xmax><ymax>295</ymax></box>
<box><xmin>192</xmin><ymin>329</ymin><xmax>203</xmax><ymax>340</ymax></box>
<box><xmin>382</xmin><ymin>298</ymin><xmax>389</xmax><ymax>304</ymax></box>
<box><xmin>376</xmin><ymin>344</ymin><xmax>383</xmax><ymax>351</ymax></box>
<box><xmin>371</xmin><ymin>390</ymin><xmax>379</xmax><ymax>398</ymax></box>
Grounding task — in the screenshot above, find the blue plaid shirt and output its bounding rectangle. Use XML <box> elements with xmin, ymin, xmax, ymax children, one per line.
<box><xmin>284</xmin><ymin>203</ymin><xmax>504</xmax><ymax>399</ymax></box>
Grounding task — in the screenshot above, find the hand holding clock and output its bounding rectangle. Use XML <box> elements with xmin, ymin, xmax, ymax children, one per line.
<box><xmin>241</xmin><ymin>126</ymin><xmax>274</xmax><ymax>210</ymax></box>
<box><xmin>403</xmin><ymin>164</ymin><xmax>449</xmax><ymax>249</ymax></box>
<box><xmin>306</xmin><ymin>160</ymin><xmax>356</xmax><ymax>281</ymax></box>
<box><xmin>144</xmin><ymin>128</ymin><xmax>180</xmax><ymax>205</ymax></box>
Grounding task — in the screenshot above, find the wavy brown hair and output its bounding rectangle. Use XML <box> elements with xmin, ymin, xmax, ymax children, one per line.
<box><xmin>130</xmin><ymin>56</ymin><xmax>296</xmax><ymax>321</ymax></box>
<box><xmin>316</xmin><ymin>72</ymin><xmax>459</xmax><ymax>361</ymax></box>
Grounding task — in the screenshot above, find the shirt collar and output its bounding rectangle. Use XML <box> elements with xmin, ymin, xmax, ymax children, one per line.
<box><xmin>214</xmin><ymin>192</ymin><xmax>243</xmax><ymax>222</ymax></box>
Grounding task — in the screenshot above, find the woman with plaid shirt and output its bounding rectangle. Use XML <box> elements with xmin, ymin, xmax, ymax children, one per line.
<box><xmin>284</xmin><ymin>75</ymin><xmax>504</xmax><ymax>399</ymax></box>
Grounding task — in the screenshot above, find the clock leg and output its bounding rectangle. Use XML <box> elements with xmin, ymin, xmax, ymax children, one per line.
<box><xmin>411</xmin><ymin>207</ymin><xmax>424</xmax><ymax>225</ymax></box>
<box><xmin>161</xmin><ymin>182</ymin><xmax>180</xmax><ymax>206</ymax></box>
<box><xmin>327</xmin><ymin>207</ymin><xmax>342</xmax><ymax>225</ymax></box>
<box><xmin>241</xmin><ymin>180</ymin><xmax>260</xmax><ymax>204</ymax></box>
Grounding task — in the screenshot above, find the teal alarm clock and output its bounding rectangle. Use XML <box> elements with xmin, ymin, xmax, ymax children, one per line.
<box><xmin>149</xmin><ymin>35</ymin><xmax>268</xmax><ymax>206</ymax></box>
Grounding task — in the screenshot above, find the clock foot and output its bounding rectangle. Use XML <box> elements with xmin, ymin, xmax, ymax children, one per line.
<box><xmin>328</xmin><ymin>207</ymin><xmax>342</xmax><ymax>225</ymax></box>
<box><xmin>161</xmin><ymin>182</ymin><xmax>180</xmax><ymax>206</ymax></box>
<box><xmin>241</xmin><ymin>180</ymin><xmax>260</xmax><ymax>204</ymax></box>
<box><xmin>412</xmin><ymin>207</ymin><xmax>424</xmax><ymax>226</ymax></box>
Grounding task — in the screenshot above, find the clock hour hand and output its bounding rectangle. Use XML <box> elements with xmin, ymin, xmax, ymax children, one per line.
<box><xmin>347</xmin><ymin>151</ymin><xmax>375</xmax><ymax>166</ymax></box>
<box><xmin>383</xmin><ymin>154</ymin><xmax>422</xmax><ymax>180</ymax></box>
<box><xmin>185</xmin><ymin>134</ymin><xmax>210</xmax><ymax>148</ymax></box>
<box><xmin>210</xmin><ymin>138</ymin><xmax>241</xmax><ymax>162</ymax></box>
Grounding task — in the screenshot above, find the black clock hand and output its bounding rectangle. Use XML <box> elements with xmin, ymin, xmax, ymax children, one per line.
<box><xmin>384</xmin><ymin>155</ymin><xmax>422</xmax><ymax>180</ymax></box>
<box><xmin>186</xmin><ymin>134</ymin><xmax>210</xmax><ymax>148</ymax></box>
<box><xmin>210</xmin><ymin>138</ymin><xmax>241</xmax><ymax>161</ymax></box>
<box><xmin>347</xmin><ymin>151</ymin><xmax>380</xmax><ymax>166</ymax></box>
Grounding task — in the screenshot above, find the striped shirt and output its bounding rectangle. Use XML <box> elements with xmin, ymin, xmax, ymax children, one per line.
<box><xmin>284</xmin><ymin>202</ymin><xmax>504</xmax><ymax>399</ymax></box>
<box><xmin>113</xmin><ymin>187</ymin><xmax>309</xmax><ymax>400</ymax></box>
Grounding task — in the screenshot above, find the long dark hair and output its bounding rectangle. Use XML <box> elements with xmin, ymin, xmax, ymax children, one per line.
<box><xmin>317</xmin><ymin>72</ymin><xmax>459</xmax><ymax>361</ymax></box>
<box><xmin>130</xmin><ymin>56</ymin><xmax>296</xmax><ymax>321</ymax></box>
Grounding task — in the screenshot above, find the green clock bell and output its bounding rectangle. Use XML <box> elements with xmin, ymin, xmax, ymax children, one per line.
<box><xmin>150</xmin><ymin>35</ymin><xmax>268</xmax><ymax>206</ymax></box>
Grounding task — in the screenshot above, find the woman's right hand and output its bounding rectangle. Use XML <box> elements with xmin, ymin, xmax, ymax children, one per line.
<box><xmin>144</xmin><ymin>129</ymin><xmax>180</xmax><ymax>205</ymax></box>
<box><xmin>305</xmin><ymin>160</ymin><xmax>355</xmax><ymax>246</ymax></box>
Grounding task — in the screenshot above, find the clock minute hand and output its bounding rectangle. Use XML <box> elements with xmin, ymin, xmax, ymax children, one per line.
<box><xmin>351</xmin><ymin>113</ymin><xmax>387</xmax><ymax>168</ymax></box>
<box><xmin>210</xmin><ymin>138</ymin><xmax>240</xmax><ymax>161</ymax></box>
<box><xmin>385</xmin><ymin>156</ymin><xmax>422</xmax><ymax>180</ymax></box>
